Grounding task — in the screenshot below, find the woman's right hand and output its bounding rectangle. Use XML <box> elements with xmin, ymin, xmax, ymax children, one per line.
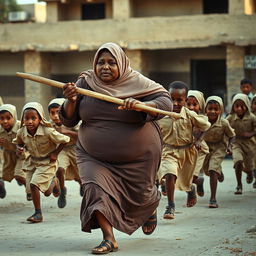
<box><xmin>63</xmin><ymin>82</ymin><xmax>78</xmax><ymax>102</ymax></box>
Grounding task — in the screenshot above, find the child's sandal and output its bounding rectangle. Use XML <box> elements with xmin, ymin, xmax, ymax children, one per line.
<box><xmin>234</xmin><ymin>186</ymin><xmax>242</xmax><ymax>195</ymax></box>
<box><xmin>27</xmin><ymin>213</ymin><xmax>43</xmax><ymax>223</ymax></box>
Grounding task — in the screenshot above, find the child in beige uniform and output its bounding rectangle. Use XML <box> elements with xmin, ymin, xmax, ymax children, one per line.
<box><xmin>202</xmin><ymin>96</ymin><xmax>235</xmax><ymax>208</ymax></box>
<box><xmin>158</xmin><ymin>81</ymin><xmax>210</xmax><ymax>219</ymax></box>
<box><xmin>251</xmin><ymin>94</ymin><xmax>256</xmax><ymax>189</ymax></box>
<box><xmin>227</xmin><ymin>93</ymin><xmax>256</xmax><ymax>194</ymax></box>
<box><xmin>13</xmin><ymin>102</ymin><xmax>70</xmax><ymax>223</ymax></box>
<box><xmin>0</xmin><ymin>104</ymin><xmax>27</xmax><ymax>199</ymax></box>
<box><xmin>48</xmin><ymin>98</ymin><xmax>82</xmax><ymax>209</ymax></box>
<box><xmin>186</xmin><ymin>90</ymin><xmax>209</xmax><ymax>198</ymax></box>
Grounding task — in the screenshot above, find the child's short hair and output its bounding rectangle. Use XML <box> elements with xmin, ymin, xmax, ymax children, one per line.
<box><xmin>48</xmin><ymin>103</ymin><xmax>60</xmax><ymax>113</ymax></box>
<box><xmin>206</xmin><ymin>100</ymin><xmax>220</xmax><ymax>107</ymax></box>
<box><xmin>168</xmin><ymin>81</ymin><xmax>189</xmax><ymax>95</ymax></box>
<box><xmin>240</xmin><ymin>78</ymin><xmax>252</xmax><ymax>86</ymax></box>
<box><xmin>0</xmin><ymin>110</ymin><xmax>10</xmax><ymax>115</ymax></box>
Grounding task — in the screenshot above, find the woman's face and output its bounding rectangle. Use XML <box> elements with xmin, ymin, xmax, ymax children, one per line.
<box><xmin>96</xmin><ymin>51</ymin><xmax>119</xmax><ymax>84</ymax></box>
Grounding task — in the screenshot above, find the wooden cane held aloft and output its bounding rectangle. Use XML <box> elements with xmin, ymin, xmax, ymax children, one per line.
<box><xmin>16</xmin><ymin>72</ymin><xmax>180</xmax><ymax>119</ymax></box>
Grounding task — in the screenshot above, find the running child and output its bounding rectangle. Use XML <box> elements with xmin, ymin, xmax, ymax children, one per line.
<box><xmin>202</xmin><ymin>96</ymin><xmax>235</xmax><ymax>208</ymax></box>
<box><xmin>158</xmin><ymin>81</ymin><xmax>210</xmax><ymax>219</ymax></box>
<box><xmin>13</xmin><ymin>102</ymin><xmax>70</xmax><ymax>223</ymax></box>
<box><xmin>186</xmin><ymin>90</ymin><xmax>209</xmax><ymax>198</ymax></box>
<box><xmin>48</xmin><ymin>98</ymin><xmax>82</xmax><ymax>208</ymax></box>
<box><xmin>251</xmin><ymin>94</ymin><xmax>256</xmax><ymax>189</ymax></box>
<box><xmin>227</xmin><ymin>93</ymin><xmax>256</xmax><ymax>194</ymax></box>
<box><xmin>0</xmin><ymin>104</ymin><xmax>28</xmax><ymax>199</ymax></box>
<box><xmin>240</xmin><ymin>78</ymin><xmax>254</xmax><ymax>101</ymax></box>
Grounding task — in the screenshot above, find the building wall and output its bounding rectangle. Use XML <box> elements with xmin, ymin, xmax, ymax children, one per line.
<box><xmin>131</xmin><ymin>0</ymin><xmax>202</xmax><ymax>17</ymax></box>
<box><xmin>57</xmin><ymin>0</ymin><xmax>112</xmax><ymax>21</ymax></box>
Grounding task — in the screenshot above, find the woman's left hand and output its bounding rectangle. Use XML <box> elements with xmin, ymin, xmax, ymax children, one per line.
<box><xmin>118</xmin><ymin>98</ymin><xmax>145</xmax><ymax>112</ymax></box>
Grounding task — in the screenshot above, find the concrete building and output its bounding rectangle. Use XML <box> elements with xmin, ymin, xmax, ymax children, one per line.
<box><xmin>0</xmin><ymin>0</ymin><xmax>256</xmax><ymax>116</ymax></box>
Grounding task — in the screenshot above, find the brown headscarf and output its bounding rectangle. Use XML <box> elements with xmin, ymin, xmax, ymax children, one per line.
<box><xmin>79</xmin><ymin>42</ymin><xmax>166</xmax><ymax>99</ymax></box>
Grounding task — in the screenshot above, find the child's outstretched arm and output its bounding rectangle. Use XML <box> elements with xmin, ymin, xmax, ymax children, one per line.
<box><xmin>48</xmin><ymin>143</ymin><xmax>68</xmax><ymax>162</ymax></box>
<box><xmin>55</xmin><ymin>127</ymin><xmax>78</xmax><ymax>141</ymax></box>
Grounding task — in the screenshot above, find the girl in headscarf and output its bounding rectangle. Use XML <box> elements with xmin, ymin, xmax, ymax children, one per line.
<box><xmin>186</xmin><ymin>90</ymin><xmax>209</xmax><ymax>200</ymax></box>
<box><xmin>13</xmin><ymin>102</ymin><xmax>70</xmax><ymax>223</ymax></box>
<box><xmin>59</xmin><ymin>42</ymin><xmax>173</xmax><ymax>254</ymax></box>
<box><xmin>227</xmin><ymin>93</ymin><xmax>256</xmax><ymax>194</ymax></box>
<box><xmin>203</xmin><ymin>96</ymin><xmax>235</xmax><ymax>208</ymax></box>
<box><xmin>0</xmin><ymin>104</ymin><xmax>27</xmax><ymax>199</ymax></box>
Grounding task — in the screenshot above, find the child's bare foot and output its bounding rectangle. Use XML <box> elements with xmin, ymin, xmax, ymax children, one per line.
<box><xmin>52</xmin><ymin>178</ymin><xmax>61</xmax><ymax>197</ymax></box>
<box><xmin>217</xmin><ymin>171</ymin><xmax>224</xmax><ymax>183</ymax></box>
<box><xmin>196</xmin><ymin>177</ymin><xmax>204</xmax><ymax>197</ymax></box>
<box><xmin>187</xmin><ymin>184</ymin><xmax>197</xmax><ymax>207</ymax></box>
<box><xmin>58</xmin><ymin>187</ymin><xmax>67</xmax><ymax>208</ymax></box>
<box><xmin>246</xmin><ymin>172</ymin><xmax>253</xmax><ymax>184</ymax></box>
<box><xmin>0</xmin><ymin>179</ymin><xmax>6</xmax><ymax>199</ymax></box>
<box><xmin>26</xmin><ymin>193</ymin><xmax>32</xmax><ymax>201</ymax></box>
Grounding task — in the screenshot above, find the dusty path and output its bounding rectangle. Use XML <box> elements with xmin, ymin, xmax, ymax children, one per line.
<box><xmin>0</xmin><ymin>159</ymin><xmax>255</xmax><ymax>256</ymax></box>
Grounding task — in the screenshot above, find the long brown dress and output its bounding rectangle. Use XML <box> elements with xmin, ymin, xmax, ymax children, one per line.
<box><xmin>60</xmin><ymin>79</ymin><xmax>172</xmax><ymax>235</ymax></box>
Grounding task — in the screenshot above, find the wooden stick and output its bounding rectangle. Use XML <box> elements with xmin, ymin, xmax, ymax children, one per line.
<box><xmin>16</xmin><ymin>72</ymin><xmax>180</xmax><ymax>119</ymax></box>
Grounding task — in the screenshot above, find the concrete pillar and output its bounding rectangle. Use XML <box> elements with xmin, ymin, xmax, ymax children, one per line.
<box><xmin>229</xmin><ymin>0</ymin><xmax>245</xmax><ymax>14</ymax></box>
<box><xmin>226</xmin><ymin>45</ymin><xmax>245</xmax><ymax>110</ymax></box>
<box><xmin>46</xmin><ymin>1</ymin><xmax>59</xmax><ymax>22</ymax></box>
<box><xmin>24</xmin><ymin>51</ymin><xmax>52</xmax><ymax>115</ymax></box>
<box><xmin>125</xmin><ymin>49</ymin><xmax>147</xmax><ymax>76</ymax></box>
<box><xmin>113</xmin><ymin>0</ymin><xmax>131</xmax><ymax>19</ymax></box>
<box><xmin>244</xmin><ymin>0</ymin><xmax>256</xmax><ymax>14</ymax></box>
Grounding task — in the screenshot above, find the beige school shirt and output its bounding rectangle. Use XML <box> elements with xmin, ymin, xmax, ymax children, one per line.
<box><xmin>158</xmin><ymin>107</ymin><xmax>211</xmax><ymax>191</ymax></box>
<box><xmin>13</xmin><ymin>124</ymin><xmax>70</xmax><ymax>171</ymax></box>
<box><xmin>0</xmin><ymin>120</ymin><xmax>26</xmax><ymax>181</ymax></box>
<box><xmin>203</xmin><ymin>117</ymin><xmax>235</xmax><ymax>175</ymax></box>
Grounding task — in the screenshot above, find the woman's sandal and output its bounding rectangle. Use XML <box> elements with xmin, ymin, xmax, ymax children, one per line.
<box><xmin>91</xmin><ymin>240</ymin><xmax>118</xmax><ymax>255</ymax></box>
<box><xmin>187</xmin><ymin>184</ymin><xmax>197</xmax><ymax>207</ymax></box>
<box><xmin>142</xmin><ymin>211</ymin><xmax>157</xmax><ymax>235</ymax></box>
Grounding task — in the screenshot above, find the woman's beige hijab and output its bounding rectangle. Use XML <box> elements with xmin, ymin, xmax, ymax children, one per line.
<box><xmin>21</xmin><ymin>102</ymin><xmax>52</xmax><ymax>127</ymax></box>
<box><xmin>79</xmin><ymin>42</ymin><xmax>166</xmax><ymax>99</ymax></box>
<box><xmin>0</xmin><ymin>104</ymin><xmax>17</xmax><ymax>123</ymax></box>
<box><xmin>187</xmin><ymin>90</ymin><xmax>205</xmax><ymax>113</ymax></box>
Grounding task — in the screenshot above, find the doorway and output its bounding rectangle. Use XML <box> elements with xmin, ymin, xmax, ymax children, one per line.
<box><xmin>191</xmin><ymin>59</ymin><xmax>226</xmax><ymax>104</ymax></box>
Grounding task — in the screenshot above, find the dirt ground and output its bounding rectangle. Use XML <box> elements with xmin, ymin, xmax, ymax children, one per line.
<box><xmin>0</xmin><ymin>159</ymin><xmax>255</xmax><ymax>256</ymax></box>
